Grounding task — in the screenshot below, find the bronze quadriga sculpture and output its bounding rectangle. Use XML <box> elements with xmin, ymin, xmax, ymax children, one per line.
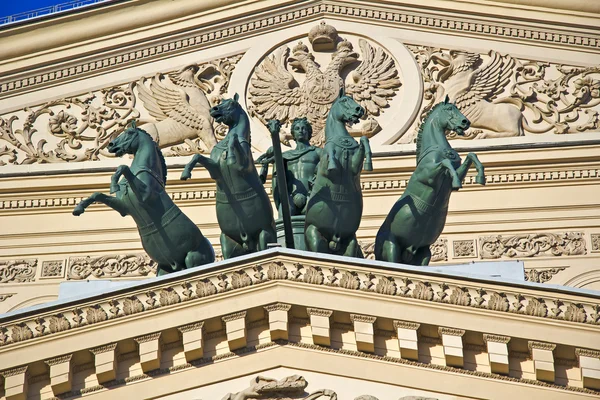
<box><xmin>375</xmin><ymin>96</ymin><xmax>486</xmax><ymax>265</ymax></box>
<box><xmin>73</xmin><ymin>123</ymin><xmax>214</xmax><ymax>275</ymax></box>
<box><xmin>181</xmin><ymin>94</ymin><xmax>276</xmax><ymax>259</ymax></box>
<box><xmin>304</xmin><ymin>89</ymin><xmax>372</xmax><ymax>257</ymax></box>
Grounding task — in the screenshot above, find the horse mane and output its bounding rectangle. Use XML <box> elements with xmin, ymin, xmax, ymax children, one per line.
<box><xmin>134</xmin><ymin>127</ymin><xmax>168</xmax><ymax>185</ymax></box>
<box><xmin>415</xmin><ymin>102</ymin><xmax>445</xmax><ymax>163</ymax></box>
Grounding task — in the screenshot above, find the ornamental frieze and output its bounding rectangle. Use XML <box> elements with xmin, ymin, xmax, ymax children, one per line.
<box><xmin>402</xmin><ymin>45</ymin><xmax>600</xmax><ymax>142</ymax></box>
<box><xmin>0</xmin><ymin>54</ymin><xmax>242</xmax><ymax>165</ymax></box>
<box><xmin>1</xmin><ymin>22</ymin><xmax>600</xmax><ymax>165</ymax></box>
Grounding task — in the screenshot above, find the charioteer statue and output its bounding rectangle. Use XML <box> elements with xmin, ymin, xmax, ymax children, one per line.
<box><xmin>258</xmin><ymin>118</ymin><xmax>321</xmax><ymax>249</ymax></box>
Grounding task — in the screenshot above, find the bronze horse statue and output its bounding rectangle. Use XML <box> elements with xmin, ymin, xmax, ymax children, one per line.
<box><xmin>181</xmin><ymin>93</ymin><xmax>276</xmax><ymax>259</ymax></box>
<box><xmin>304</xmin><ymin>88</ymin><xmax>372</xmax><ymax>257</ymax></box>
<box><xmin>73</xmin><ymin>122</ymin><xmax>214</xmax><ymax>275</ymax></box>
<box><xmin>375</xmin><ymin>96</ymin><xmax>486</xmax><ymax>265</ymax></box>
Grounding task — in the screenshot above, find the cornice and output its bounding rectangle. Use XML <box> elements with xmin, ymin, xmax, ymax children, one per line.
<box><xmin>0</xmin><ymin>251</ymin><xmax>598</xmax><ymax>353</ymax></box>
<box><xmin>1</xmin><ymin>0</ymin><xmax>599</xmax><ymax>99</ymax></box>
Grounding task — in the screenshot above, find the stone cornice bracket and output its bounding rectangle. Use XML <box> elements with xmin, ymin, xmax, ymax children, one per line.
<box><xmin>222</xmin><ymin>311</ymin><xmax>247</xmax><ymax>351</ymax></box>
<box><xmin>438</xmin><ymin>327</ymin><xmax>465</xmax><ymax>367</ymax></box>
<box><xmin>576</xmin><ymin>348</ymin><xmax>600</xmax><ymax>390</ymax></box>
<box><xmin>483</xmin><ymin>334</ymin><xmax>511</xmax><ymax>375</ymax></box>
<box><xmin>1</xmin><ymin>365</ymin><xmax>28</xmax><ymax>400</ymax></box>
<box><xmin>89</xmin><ymin>342</ymin><xmax>118</xmax><ymax>384</ymax></box>
<box><xmin>350</xmin><ymin>314</ymin><xmax>377</xmax><ymax>353</ymax></box>
<box><xmin>307</xmin><ymin>308</ymin><xmax>333</xmax><ymax>347</ymax></box>
<box><xmin>264</xmin><ymin>303</ymin><xmax>292</xmax><ymax>341</ymax></box>
<box><xmin>134</xmin><ymin>332</ymin><xmax>162</xmax><ymax>373</ymax></box>
<box><xmin>44</xmin><ymin>354</ymin><xmax>73</xmax><ymax>396</ymax></box>
<box><xmin>394</xmin><ymin>321</ymin><xmax>420</xmax><ymax>361</ymax></box>
<box><xmin>177</xmin><ymin>321</ymin><xmax>205</xmax><ymax>362</ymax></box>
<box><xmin>528</xmin><ymin>341</ymin><xmax>557</xmax><ymax>383</ymax></box>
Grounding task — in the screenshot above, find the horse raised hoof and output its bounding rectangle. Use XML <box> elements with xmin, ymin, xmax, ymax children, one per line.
<box><xmin>180</xmin><ymin>170</ymin><xmax>192</xmax><ymax>181</ymax></box>
<box><xmin>72</xmin><ymin>205</ymin><xmax>85</xmax><ymax>216</ymax></box>
<box><xmin>109</xmin><ymin>183</ymin><xmax>120</xmax><ymax>194</ymax></box>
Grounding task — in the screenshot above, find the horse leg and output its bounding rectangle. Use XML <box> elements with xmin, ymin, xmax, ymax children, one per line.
<box><xmin>412</xmin><ymin>246</ymin><xmax>432</xmax><ymax>266</ymax></box>
<box><xmin>156</xmin><ymin>264</ymin><xmax>177</xmax><ymax>276</ymax></box>
<box><xmin>467</xmin><ymin>153</ymin><xmax>486</xmax><ymax>185</ymax></box>
<box><xmin>185</xmin><ymin>237</ymin><xmax>215</xmax><ymax>269</ymax></box>
<box><xmin>258</xmin><ymin>228</ymin><xmax>275</xmax><ymax>251</ymax></box>
<box><xmin>182</xmin><ymin>154</ymin><xmax>221</xmax><ymax>180</ymax></box>
<box><xmin>379</xmin><ymin>237</ymin><xmax>401</xmax><ymax>263</ymax></box>
<box><xmin>305</xmin><ymin>224</ymin><xmax>329</xmax><ymax>253</ymax></box>
<box><xmin>324</xmin><ymin>142</ymin><xmax>337</xmax><ymax>172</ymax></box>
<box><xmin>440</xmin><ymin>159</ymin><xmax>462</xmax><ymax>189</ymax></box>
<box><xmin>112</xmin><ymin>165</ymin><xmax>152</xmax><ymax>202</ymax></box>
<box><xmin>73</xmin><ymin>193</ymin><xmax>128</xmax><ymax>217</ymax></box>
<box><xmin>220</xmin><ymin>233</ymin><xmax>246</xmax><ymax>260</ymax></box>
<box><xmin>342</xmin><ymin>235</ymin><xmax>364</xmax><ymax>258</ymax></box>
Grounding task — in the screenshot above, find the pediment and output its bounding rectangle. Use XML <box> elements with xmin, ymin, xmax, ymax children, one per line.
<box><xmin>0</xmin><ymin>249</ymin><xmax>599</xmax><ymax>398</ymax></box>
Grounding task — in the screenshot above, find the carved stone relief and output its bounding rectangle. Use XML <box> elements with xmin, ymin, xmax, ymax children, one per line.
<box><xmin>0</xmin><ymin>259</ymin><xmax>37</xmax><ymax>283</ymax></box>
<box><xmin>67</xmin><ymin>254</ymin><xmax>157</xmax><ymax>280</ymax></box>
<box><xmin>401</xmin><ymin>46</ymin><xmax>600</xmax><ymax>142</ymax></box>
<box><xmin>221</xmin><ymin>375</ymin><xmax>418</xmax><ymax>400</ymax></box>
<box><xmin>591</xmin><ymin>234</ymin><xmax>600</xmax><ymax>252</ymax></box>
<box><xmin>360</xmin><ymin>238</ymin><xmax>447</xmax><ymax>262</ymax></box>
<box><xmin>0</xmin><ymin>55</ymin><xmax>242</xmax><ymax>165</ymax></box>
<box><xmin>247</xmin><ymin>22</ymin><xmax>401</xmax><ymax>146</ymax></box>
<box><xmin>452</xmin><ymin>240</ymin><xmax>476</xmax><ymax>258</ymax></box>
<box><xmin>40</xmin><ymin>260</ymin><xmax>64</xmax><ymax>279</ymax></box>
<box><xmin>524</xmin><ymin>267</ymin><xmax>567</xmax><ymax>283</ymax></box>
<box><xmin>479</xmin><ymin>232</ymin><xmax>586</xmax><ymax>259</ymax></box>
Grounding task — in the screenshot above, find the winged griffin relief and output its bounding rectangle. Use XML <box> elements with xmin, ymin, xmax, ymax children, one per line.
<box><xmin>248</xmin><ymin>22</ymin><xmax>401</xmax><ymax>146</ymax></box>
<box><xmin>0</xmin><ymin>55</ymin><xmax>242</xmax><ymax>165</ymax></box>
<box><xmin>403</xmin><ymin>45</ymin><xmax>600</xmax><ymax>141</ymax></box>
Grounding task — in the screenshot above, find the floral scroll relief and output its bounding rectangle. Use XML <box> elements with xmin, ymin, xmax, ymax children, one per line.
<box><xmin>479</xmin><ymin>232</ymin><xmax>586</xmax><ymax>259</ymax></box>
<box><xmin>0</xmin><ymin>55</ymin><xmax>243</xmax><ymax>166</ymax></box>
<box><xmin>402</xmin><ymin>45</ymin><xmax>600</xmax><ymax>142</ymax></box>
<box><xmin>67</xmin><ymin>254</ymin><xmax>157</xmax><ymax>280</ymax></box>
<box><xmin>0</xmin><ymin>259</ymin><xmax>37</xmax><ymax>283</ymax></box>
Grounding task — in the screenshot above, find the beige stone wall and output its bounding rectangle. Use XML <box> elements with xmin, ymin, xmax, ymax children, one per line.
<box><xmin>0</xmin><ymin>0</ymin><xmax>599</xmax><ymax>313</ymax></box>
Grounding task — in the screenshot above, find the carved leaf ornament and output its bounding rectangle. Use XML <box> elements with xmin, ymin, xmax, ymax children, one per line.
<box><xmin>0</xmin><ymin>56</ymin><xmax>242</xmax><ymax>165</ymax></box>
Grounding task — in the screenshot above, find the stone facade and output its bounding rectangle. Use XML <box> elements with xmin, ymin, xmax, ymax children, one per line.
<box><xmin>0</xmin><ymin>0</ymin><xmax>599</xmax><ymax>398</ymax></box>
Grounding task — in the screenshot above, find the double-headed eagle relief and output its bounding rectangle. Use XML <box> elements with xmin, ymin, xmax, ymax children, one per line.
<box><xmin>248</xmin><ymin>22</ymin><xmax>401</xmax><ymax>145</ymax></box>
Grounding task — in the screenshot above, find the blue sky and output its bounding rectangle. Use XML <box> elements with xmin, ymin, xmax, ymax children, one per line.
<box><xmin>1</xmin><ymin>0</ymin><xmax>82</xmax><ymax>18</ymax></box>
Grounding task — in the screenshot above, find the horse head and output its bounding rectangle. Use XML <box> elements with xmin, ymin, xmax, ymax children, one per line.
<box><xmin>438</xmin><ymin>95</ymin><xmax>470</xmax><ymax>135</ymax></box>
<box><xmin>210</xmin><ymin>93</ymin><xmax>243</xmax><ymax>128</ymax></box>
<box><xmin>329</xmin><ymin>88</ymin><xmax>364</xmax><ymax>127</ymax></box>
<box><xmin>108</xmin><ymin>121</ymin><xmax>146</xmax><ymax>157</ymax></box>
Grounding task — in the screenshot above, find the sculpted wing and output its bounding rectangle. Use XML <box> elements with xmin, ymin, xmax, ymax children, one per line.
<box><xmin>249</xmin><ymin>45</ymin><xmax>304</xmax><ymax>124</ymax></box>
<box><xmin>454</xmin><ymin>50</ymin><xmax>515</xmax><ymax>120</ymax></box>
<box><xmin>345</xmin><ymin>39</ymin><xmax>402</xmax><ymax>116</ymax></box>
<box><xmin>136</xmin><ymin>75</ymin><xmax>210</xmax><ymax>131</ymax></box>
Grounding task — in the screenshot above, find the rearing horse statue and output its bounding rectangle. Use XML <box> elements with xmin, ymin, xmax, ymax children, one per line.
<box><xmin>181</xmin><ymin>93</ymin><xmax>276</xmax><ymax>259</ymax></box>
<box><xmin>375</xmin><ymin>96</ymin><xmax>486</xmax><ymax>265</ymax></box>
<box><xmin>73</xmin><ymin>122</ymin><xmax>214</xmax><ymax>275</ymax></box>
<box><xmin>305</xmin><ymin>88</ymin><xmax>372</xmax><ymax>257</ymax></box>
